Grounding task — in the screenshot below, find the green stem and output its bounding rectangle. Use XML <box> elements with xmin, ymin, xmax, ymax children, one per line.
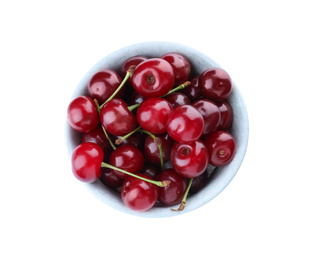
<box><xmin>171</xmin><ymin>178</ymin><xmax>193</xmax><ymax>211</ymax></box>
<box><xmin>162</xmin><ymin>81</ymin><xmax>191</xmax><ymax>97</ymax></box>
<box><xmin>138</xmin><ymin>129</ymin><xmax>165</xmax><ymax>171</ymax></box>
<box><xmin>99</xmin><ymin>65</ymin><xmax>136</xmax><ymax>110</ymax></box>
<box><xmin>101</xmin><ymin>124</ymin><xmax>116</xmax><ymax>150</ymax></box>
<box><xmin>115</xmin><ymin>126</ymin><xmax>141</xmax><ymax>145</ymax></box>
<box><xmin>127</xmin><ymin>103</ymin><xmax>140</xmax><ymax>111</ymax></box>
<box><xmin>101</xmin><ymin>162</ymin><xmax>170</xmax><ymax>187</ymax></box>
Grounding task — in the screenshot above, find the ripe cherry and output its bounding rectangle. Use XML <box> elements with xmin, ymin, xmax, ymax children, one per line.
<box><xmin>71</xmin><ymin>142</ymin><xmax>104</xmax><ymax>183</ymax></box>
<box><xmin>166</xmin><ymin>105</ymin><xmax>204</xmax><ymax>143</ymax></box>
<box><xmin>161</xmin><ymin>52</ymin><xmax>191</xmax><ymax>86</ymax></box>
<box><xmin>121</xmin><ymin>174</ymin><xmax>159</xmax><ymax>211</ymax></box>
<box><xmin>216</xmin><ymin>100</ymin><xmax>233</xmax><ymax>131</ymax></box>
<box><xmin>182</xmin><ymin>75</ymin><xmax>203</xmax><ymax>101</ymax></box>
<box><xmin>109</xmin><ymin>144</ymin><xmax>144</xmax><ymax>179</ymax></box>
<box><xmin>156</xmin><ymin>169</ymin><xmax>188</xmax><ymax>206</ymax></box>
<box><xmin>100</xmin><ymin>99</ymin><xmax>137</xmax><ymax>136</ymax></box>
<box><xmin>120</xmin><ymin>55</ymin><xmax>148</xmax><ymax>86</ymax></box>
<box><xmin>136</xmin><ymin>97</ymin><xmax>173</xmax><ymax>134</ymax></box>
<box><xmin>204</xmin><ymin>130</ymin><xmax>236</xmax><ymax>167</ymax></box>
<box><xmin>100</xmin><ymin>168</ymin><xmax>124</xmax><ymax>190</ymax></box>
<box><xmin>199</xmin><ymin>68</ymin><xmax>232</xmax><ymax>101</ymax></box>
<box><xmin>67</xmin><ymin>96</ymin><xmax>99</xmax><ymax>133</ymax></box>
<box><xmin>164</xmin><ymin>92</ymin><xmax>191</xmax><ymax>108</ymax></box>
<box><xmin>170</xmin><ymin>140</ymin><xmax>209</xmax><ymax>178</ymax></box>
<box><xmin>192</xmin><ymin>99</ymin><xmax>221</xmax><ymax>136</ymax></box>
<box><xmin>131</xmin><ymin>58</ymin><xmax>174</xmax><ymax>97</ymax></box>
<box><xmin>81</xmin><ymin>125</ymin><xmax>113</xmax><ymax>161</ymax></box>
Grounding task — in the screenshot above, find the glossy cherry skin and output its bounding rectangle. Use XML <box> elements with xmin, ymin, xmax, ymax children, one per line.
<box><xmin>204</xmin><ymin>130</ymin><xmax>236</xmax><ymax>167</ymax></box>
<box><xmin>120</xmin><ymin>55</ymin><xmax>148</xmax><ymax>85</ymax></box>
<box><xmin>82</xmin><ymin>125</ymin><xmax>112</xmax><ymax>161</ymax></box>
<box><xmin>156</xmin><ymin>169</ymin><xmax>188</xmax><ymax>206</ymax></box>
<box><xmin>109</xmin><ymin>144</ymin><xmax>144</xmax><ymax>179</ymax></box>
<box><xmin>182</xmin><ymin>75</ymin><xmax>203</xmax><ymax>101</ymax></box>
<box><xmin>88</xmin><ymin>70</ymin><xmax>124</xmax><ymax>104</ymax></box>
<box><xmin>115</xmin><ymin>131</ymin><xmax>146</xmax><ymax>151</ymax></box>
<box><xmin>100</xmin><ymin>168</ymin><xmax>124</xmax><ymax>190</ymax></box>
<box><xmin>164</xmin><ymin>92</ymin><xmax>191</xmax><ymax>108</ymax></box>
<box><xmin>121</xmin><ymin>174</ymin><xmax>159</xmax><ymax>211</ymax></box>
<box><xmin>71</xmin><ymin>142</ymin><xmax>104</xmax><ymax>183</ymax></box>
<box><xmin>137</xmin><ymin>97</ymin><xmax>173</xmax><ymax>134</ymax></box>
<box><xmin>161</xmin><ymin>52</ymin><xmax>191</xmax><ymax>86</ymax></box>
<box><xmin>166</xmin><ymin>105</ymin><xmax>204</xmax><ymax>143</ymax></box>
<box><xmin>100</xmin><ymin>99</ymin><xmax>137</xmax><ymax>136</ymax></box>
<box><xmin>144</xmin><ymin>133</ymin><xmax>174</xmax><ymax>164</ymax></box>
<box><xmin>216</xmin><ymin>100</ymin><xmax>233</xmax><ymax>131</ymax></box>
<box><xmin>142</xmin><ymin>163</ymin><xmax>161</xmax><ymax>179</ymax></box>
<box><xmin>199</xmin><ymin>68</ymin><xmax>232</xmax><ymax>101</ymax></box>
<box><xmin>171</xmin><ymin>140</ymin><xmax>209</xmax><ymax>178</ymax></box>
<box><xmin>192</xmin><ymin>99</ymin><xmax>221</xmax><ymax>136</ymax></box>
<box><xmin>131</xmin><ymin>58</ymin><xmax>174</xmax><ymax>98</ymax></box>
<box><xmin>190</xmin><ymin>169</ymin><xmax>211</xmax><ymax>194</ymax></box>
<box><xmin>67</xmin><ymin>96</ymin><xmax>99</xmax><ymax>133</ymax></box>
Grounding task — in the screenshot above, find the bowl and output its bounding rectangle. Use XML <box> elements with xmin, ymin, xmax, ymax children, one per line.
<box><xmin>65</xmin><ymin>41</ymin><xmax>249</xmax><ymax>218</ymax></box>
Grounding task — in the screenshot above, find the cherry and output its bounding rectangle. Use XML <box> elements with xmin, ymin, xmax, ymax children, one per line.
<box><xmin>182</xmin><ymin>75</ymin><xmax>203</xmax><ymax>101</ymax></box>
<box><xmin>164</xmin><ymin>92</ymin><xmax>191</xmax><ymax>108</ymax></box>
<box><xmin>81</xmin><ymin>125</ymin><xmax>113</xmax><ymax>161</ymax></box>
<box><xmin>156</xmin><ymin>169</ymin><xmax>188</xmax><ymax>206</ymax></box>
<box><xmin>131</xmin><ymin>58</ymin><xmax>174</xmax><ymax>97</ymax></box>
<box><xmin>161</xmin><ymin>52</ymin><xmax>191</xmax><ymax>86</ymax></box>
<box><xmin>216</xmin><ymin>100</ymin><xmax>233</xmax><ymax>131</ymax></box>
<box><xmin>142</xmin><ymin>163</ymin><xmax>161</xmax><ymax>179</ymax></box>
<box><xmin>199</xmin><ymin>68</ymin><xmax>232</xmax><ymax>101</ymax></box>
<box><xmin>136</xmin><ymin>97</ymin><xmax>173</xmax><ymax>134</ymax></box>
<box><xmin>192</xmin><ymin>99</ymin><xmax>221</xmax><ymax>136</ymax></box>
<box><xmin>67</xmin><ymin>96</ymin><xmax>99</xmax><ymax>133</ymax></box>
<box><xmin>71</xmin><ymin>142</ymin><xmax>104</xmax><ymax>183</ymax></box>
<box><xmin>121</xmin><ymin>174</ymin><xmax>159</xmax><ymax>211</ymax></box>
<box><xmin>144</xmin><ymin>133</ymin><xmax>174</xmax><ymax>165</ymax></box>
<box><xmin>190</xmin><ymin>169</ymin><xmax>211</xmax><ymax>194</ymax></box>
<box><xmin>100</xmin><ymin>167</ymin><xmax>124</xmax><ymax>190</ymax></box>
<box><xmin>120</xmin><ymin>55</ymin><xmax>148</xmax><ymax>86</ymax></box>
<box><xmin>88</xmin><ymin>70</ymin><xmax>124</xmax><ymax>104</ymax></box>
<box><xmin>204</xmin><ymin>130</ymin><xmax>236</xmax><ymax>167</ymax></box>
<box><xmin>100</xmin><ymin>99</ymin><xmax>137</xmax><ymax>136</ymax></box>
<box><xmin>170</xmin><ymin>140</ymin><xmax>209</xmax><ymax>178</ymax></box>
<box><xmin>166</xmin><ymin>105</ymin><xmax>204</xmax><ymax>143</ymax></box>
<box><xmin>115</xmin><ymin>131</ymin><xmax>146</xmax><ymax>151</ymax></box>
<box><xmin>109</xmin><ymin>144</ymin><xmax>144</xmax><ymax>179</ymax></box>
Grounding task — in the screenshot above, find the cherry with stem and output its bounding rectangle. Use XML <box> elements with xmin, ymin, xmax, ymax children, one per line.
<box><xmin>171</xmin><ymin>177</ymin><xmax>193</xmax><ymax>211</ymax></box>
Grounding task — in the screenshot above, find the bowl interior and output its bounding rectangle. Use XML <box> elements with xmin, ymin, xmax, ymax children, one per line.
<box><xmin>65</xmin><ymin>41</ymin><xmax>249</xmax><ymax>218</ymax></box>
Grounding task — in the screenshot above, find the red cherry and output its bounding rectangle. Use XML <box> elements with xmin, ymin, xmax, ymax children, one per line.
<box><xmin>199</xmin><ymin>68</ymin><xmax>232</xmax><ymax>101</ymax></box>
<box><xmin>100</xmin><ymin>99</ymin><xmax>137</xmax><ymax>136</ymax></box>
<box><xmin>120</xmin><ymin>55</ymin><xmax>148</xmax><ymax>85</ymax></box>
<box><xmin>164</xmin><ymin>92</ymin><xmax>191</xmax><ymax>108</ymax></box>
<box><xmin>71</xmin><ymin>142</ymin><xmax>104</xmax><ymax>183</ymax></box>
<box><xmin>81</xmin><ymin>125</ymin><xmax>113</xmax><ymax>161</ymax></box>
<box><xmin>204</xmin><ymin>130</ymin><xmax>236</xmax><ymax>167</ymax></box>
<box><xmin>182</xmin><ymin>75</ymin><xmax>203</xmax><ymax>101</ymax></box>
<box><xmin>131</xmin><ymin>58</ymin><xmax>174</xmax><ymax>97</ymax></box>
<box><xmin>121</xmin><ymin>174</ymin><xmax>159</xmax><ymax>211</ymax></box>
<box><xmin>136</xmin><ymin>97</ymin><xmax>173</xmax><ymax>134</ymax></box>
<box><xmin>192</xmin><ymin>99</ymin><xmax>221</xmax><ymax>136</ymax></box>
<box><xmin>170</xmin><ymin>140</ymin><xmax>209</xmax><ymax>178</ymax></box>
<box><xmin>161</xmin><ymin>52</ymin><xmax>191</xmax><ymax>85</ymax></box>
<box><xmin>67</xmin><ymin>96</ymin><xmax>99</xmax><ymax>133</ymax></box>
<box><xmin>100</xmin><ymin>168</ymin><xmax>124</xmax><ymax>190</ymax></box>
<box><xmin>109</xmin><ymin>144</ymin><xmax>144</xmax><ymax>179</ymax></box>
<box><xmin>156</xmin><ymin>169</ymin><xmax>188</xmax><ymax>206</ymax></box>
<box><xmin>88</xmin><ymin>70</ymin><xmax>124</xmax><ymax>104</ymax></box>
<box><xmin>216</xmin><ymin>100</ymin><xmax>233</xmax><ymax>131</ymax></box>
<box><xmin>166</xmin><ymin>105</ymin><xmax>204</xmax><ymax>143</ymax></box>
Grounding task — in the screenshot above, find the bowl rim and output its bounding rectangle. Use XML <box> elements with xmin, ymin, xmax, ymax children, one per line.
<box><xmin>65</xmin><ymin>41</ymin><xmax>249</xmax><ymax>218</ymax></box>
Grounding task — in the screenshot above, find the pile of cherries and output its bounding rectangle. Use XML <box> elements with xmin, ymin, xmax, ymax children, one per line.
<box><xmin>67</xmin><ymin>52</ymin><xmax>236</xmax><ymax>212</ymax></box>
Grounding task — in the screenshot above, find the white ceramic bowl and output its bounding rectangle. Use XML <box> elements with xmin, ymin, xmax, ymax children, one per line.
<box><xmin>65</xmin><ymin>41</ymin><xmax>249</xmax><ymax>218</ymax></box>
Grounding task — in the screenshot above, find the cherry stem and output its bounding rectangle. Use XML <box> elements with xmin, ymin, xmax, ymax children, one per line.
<box><xmin>127</xmin><ymin>103</ymin><xmax>140</xmax><ymax>111</ymax></box>
<box><xmin>101</xmin><ymin>162</ymin><xmax>170</xmax><ymax>187</ymax></box>
<box><xmin>138</xmin><ymin>129</ymin><xmax>165</xmax><ymax>171</ymax></box>
<box><xmin>101</xmin><ymin>124</ymin><xmax>116</xmax><ymax>150</ymax></box>
<box><xmin>99</xmin><ymin>65</ymin><xmax>136</xmax><ymax>110</ymax></box>
<box><xmin>162</xmin><ymin>81</ymin><xmax>191</xmax><ymax>97</ymax></box>
<box><xmin>171</xmin><ymin>177</ymin><xmax>193</xmax><ymax>212</ymax></box>
<box><xmin>115</xmin><ymin>126</ymin><xmax>142</xmax><ymax>145</ymax></box>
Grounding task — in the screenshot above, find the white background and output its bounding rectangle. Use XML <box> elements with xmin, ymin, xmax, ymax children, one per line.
<box><xmin>1</xmin><ymin>0</ymin><xmax>308</xmax><ymax>259</ymax></box>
